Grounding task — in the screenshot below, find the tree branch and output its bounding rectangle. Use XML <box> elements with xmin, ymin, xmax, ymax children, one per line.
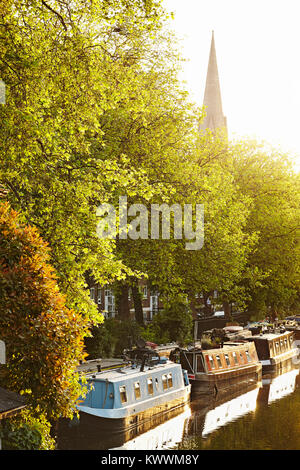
<box><xmin>41</xmin><ymin>0</ymin><xmax>68</xmax><ymax>31</ymax></box>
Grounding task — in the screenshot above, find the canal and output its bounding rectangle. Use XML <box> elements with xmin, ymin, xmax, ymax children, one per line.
<box><xmin>57</xmin><ymin>364</ymin><xmax>300</xmax><ymax>451</ymax></box>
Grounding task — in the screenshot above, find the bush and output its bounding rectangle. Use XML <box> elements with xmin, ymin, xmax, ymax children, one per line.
<box><xmin>0</xmin><ymin>202</ymin><xmax>88</xmax><ymax>420</ymax></box>
<box><xmin>141</xmin><ymin>298</ymin><xmax>193</xmax><ymax>346</ymax></box>
<box><xmin>84</xmin><ymin>318</ymin><xmax>143</xmax><ymax>358</ymax></box>
<box><xmin>0</xmin><ymin>409</ymin><xmax>55</xmax><ymax>450</ymax></box>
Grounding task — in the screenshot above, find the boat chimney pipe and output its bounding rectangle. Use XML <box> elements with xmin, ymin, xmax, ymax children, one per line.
<box><xmin>140</xmin><ymin>354</ymin><xmax>147</xmax><ymax>372</ymax></box>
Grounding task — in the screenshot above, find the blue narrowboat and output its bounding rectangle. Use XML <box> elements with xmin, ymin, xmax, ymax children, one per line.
<box><xmin>77</xmin><ymin>345</ymin><xmax>191</xmax><ymax>431</ymax></box>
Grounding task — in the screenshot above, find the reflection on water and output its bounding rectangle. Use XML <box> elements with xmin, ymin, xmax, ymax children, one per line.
<box><xmin>111</xmin><ymin>407</ymin><xmax>191</xmax><ymax>450</ymax></box>
<box><xmin>202</xmin><ymin>387</ymin><xmax>260</xmax><ymax>437</ymax></box>
<box><xmin>57</xmin><ymin>405</ymin><xmax>192</xmax><ymax>450</ymax></box>
<box><xmin>178</xmin><ymin>363</ymin><xmax>300</xmax><ymax>450</ymax></box>
<box><xmin>262</xmin><ymin>368</ymin><xmax>299</xmax><ymax>404</ymax></box>
<box><xmin>57</xmin><ymin>362</ymin><xmax>300</xmax><ymax>451</ymax></box>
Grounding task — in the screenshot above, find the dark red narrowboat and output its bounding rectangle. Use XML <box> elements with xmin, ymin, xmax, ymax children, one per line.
<box><xmin>176</xmin><ymin>341</ymin><xmax>262</xmax><ymax>395</ymax></box>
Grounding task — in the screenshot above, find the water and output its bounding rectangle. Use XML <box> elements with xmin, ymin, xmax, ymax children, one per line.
<box><xmin>57</xmin><ymin>364</ymin><xmax>300</xmax><ymax>451</ymax></box>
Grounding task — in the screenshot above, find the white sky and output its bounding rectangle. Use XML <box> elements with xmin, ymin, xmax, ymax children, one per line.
<box><xmin>163</xmin><ymin>0</ymin><xmax>300</xmax><ymax>169</ymax></box>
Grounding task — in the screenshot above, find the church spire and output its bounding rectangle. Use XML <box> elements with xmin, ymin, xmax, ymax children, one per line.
<box><xmin>199</xmin><ymin>31</ymin><xmax>227</xmax><ymax>133</ymax></box>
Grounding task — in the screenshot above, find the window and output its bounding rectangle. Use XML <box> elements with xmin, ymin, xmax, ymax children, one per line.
<box><xmin>215</xmin><ymin>355</ymin><xmax>222</xmax><ymax>368</ymax></box>
<box><xmin>162</xmin><ymin>374</ymin><xmax>168</xmax><ymax>391</ymax></box>
<box><xmin>245</xmin><ymin>350</ymin><xmax>251</xmax><ymax>363</ymax></box>
<box><xmin>90</xmin><ymin>287</ymin><xmax>95</xmax><ymax>300</ymax></box>
<box><xmin>143</xmin><ymin>286</ymin><xmax>148</xmax><ymax>299</ymax></box>
<box><xmin>232</xmin><ymin>352</ymin><xmax>238</xmax><ymax>365</ymax></box>
<box><xmin>167</xmin><ymin>373</ymin><xmax>173</xmax><ymax>388</ymax></box>
<box><xmin>239</xmin><ymin>352</ymin><xmax>245</xmax><ymax>363</ymax></box>
<box><xmin>147</xmin><ymin>378</ymin><xmax>153</xmax><ymax>395</ymax></box>
<box><xmin>134</xmin><ymin>382</ymin><xmax>141</xmax><ymax>399</ymax></box>
<box><xmin>224</xmin><ymin>354</ymin><xmax>230</xmax><ymax>367</ymax></box>
<box><xmin>155</xmin><ymin>378</ymin><xmax>159</xmax><ymax>391</ymax></box>
<box><xmin>284</xmin><ymin>339</ymin><xmax>287</xmax><ymax>350</ymax></box>
<box><xmin>208</xmin><ymin>355</ymin><xmax>215</xmax><ymax>369</ymax></box>
<box><xmin>119</xmin><ymin>386</ymin><xmax>127</xmax><ymax>404</ymax></box>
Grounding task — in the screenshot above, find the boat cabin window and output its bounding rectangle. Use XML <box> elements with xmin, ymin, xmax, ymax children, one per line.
<box><xmin>289</xmin><ymin>335</ymin><xmax>293</xmax><ymax>345</ymax></box>
<box><xmin>208</xmin><ymin>355</ymin><xmax>215</xmax><ymax>369</ymax></box>
<box><xmin>119</xmin><ymin>385</ymin><xmax>127</xmax><ymax>404</ymax></box>
<box><xmin>162</xmin><ymin>374</ymin><xmax>168</xmax><ymax>391</ymax></box>
<box><xmin>232</xmin><ymin>352</ymin><xmax>238</xmax><ymax>365</ymax></box>
<box><xmin>245</xmin><ymin>350</ymin><xmax>251</xmax><ymax>363</ymax></box>
<box><xmin>224</xmin><ymin>354</ymin><xmax>230</xmax><ymax>367</ymax></box>
<box><xmin>275</xmin><ymin>342</ymin><xmax>280</xmax><ymax>352</ymax></box>
<box><xmin>239</xmin><ymin>352</ymin><xmax>245</xmax><ymax>363</ymax></box>
<box><xmin>167</xmin><ymin>373</ymin><xmax>173</xmax><ymax>388</ymax></box>
<box><xmin>134</xmin><ymin>382</ymin><xmax>141</xmax><ymax>399</ymax></box>
<box><xmin>284</xmin><ymin>339</ymin><xmax>287</xmax><ymax>350</ymax></box>
<box><xmin>155</xmin><ymin>378</ymin><xmax>159</xmax><ymax>391</ymax></box>
<box><xmin>147</xmin><ymin>378</ymin><xmax>154</xmax><ymax>395</ymax></box>
<box><xmin>215</xmin><ymin>355</ymin><xmax>222</xmax><ymax>368</ymax></box>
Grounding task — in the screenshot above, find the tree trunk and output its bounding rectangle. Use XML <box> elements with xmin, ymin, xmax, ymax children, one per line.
<box><xmin>132</xmin><ymin>283</ymin><xmax>144</xmax><ymax>326</ymax></box>
<box><xmin>116</xmin><ymin>283</ymin><xmax>130</xmax><ymax>321</ymax></box>
<box><xmin>222</xmin><ymin>298</ymin><xmax>232</xmax><ymax>322</ymax></box>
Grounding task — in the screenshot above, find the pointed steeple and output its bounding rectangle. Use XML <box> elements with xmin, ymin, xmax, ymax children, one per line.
<box><xmin>199</xmin><ymin>31</ymin><xmax>227</xmax><ymax>133</ymax></box>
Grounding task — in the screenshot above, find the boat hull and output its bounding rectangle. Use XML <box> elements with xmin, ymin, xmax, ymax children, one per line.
<box><xmin>78</xmin><ymin>385</ymin><xmax>191</xmax><ymax>433</ymax></box>
<box><xmin>260</xmin><ymin>348</ymin><xmax>299</xmax><ymax>372</ymax></box>
<box><xmin>190</xmin><ymin>363</ymin><xmax>262</xmax><ymax>395</ymax></box>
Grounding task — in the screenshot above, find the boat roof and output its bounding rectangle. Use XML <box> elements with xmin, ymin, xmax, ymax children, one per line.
<box><xmin>84</xmin><ymin>360</ymin><xmax>181</xmax><ymax>382</ymax></box>
<box><xmin>251</xmin><ymin>331</ymin><xmax>292</xmax><ymax>340</ymax></box>
<box><xmin>183</xmin><ymin>342</ymin><xmax>254</xmax><ymax>355</ymax></box>
<box><xmin>0</xmin><ymin>387</ymin><xmax>26</xmax><ymax>419</ymax></box>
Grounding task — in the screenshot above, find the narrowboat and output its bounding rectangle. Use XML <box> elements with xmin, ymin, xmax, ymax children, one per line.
<box><xmin>173</xmin><ymin>341</ymin><xmax>262</xmax><ymax>395</ymax></box>
<box><xmin>246</xmin><ymin>331</ymin><xmax>299</xmax><ymax>371</ymax></box>
<box><xmin>76</xmin><ymin>344</ymin><xmax>191</xmax><ymax>432</ymax></box>
<box><xmin>278</xmin><ymin>319</ymin><xmax>300</xmax><ymax>351</ymax></box>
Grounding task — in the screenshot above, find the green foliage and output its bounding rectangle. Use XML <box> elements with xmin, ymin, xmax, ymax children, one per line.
<box><xmin>230</xmin><ymin>140</ymin><xmax>300</xmax><ymax>318</ymax></box>
<box><xmin>85</xmin><ymin>318</ymin><xmax>143</xmax><ymax>358</ymax></box>
<box><xmin>0</xmin><ymin>408</ymin><xmax>55</xmax><ymax>450</ymax></box>
<box><xmin>142</xmin><ymin>296</ymin><xmax>193</xmax><ymax>346</ymax></box>
<box><xmin>0</xmin><ymin>0</ymin><xmax>170</xmax><ymax>320</ymax></box>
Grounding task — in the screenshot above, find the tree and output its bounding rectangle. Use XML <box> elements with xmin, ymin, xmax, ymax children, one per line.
<box><xmin>0</xmin><ymin>0</ymin><xmax>168</xmax><ymax>321</ymax></box>
<box><xmin>230</xmin><ymin>140</ymin><xmax>300</xmax><ymax>319</ymax></box>
<box><xmin>0</xmin><ymin>202</ymin><xmax>88</xmax><ymax>420</ymax></box>
<box><xmin>142</xmin><ymin>295</ymin><xmax>193</xmax><ymax>346</ymax></box>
